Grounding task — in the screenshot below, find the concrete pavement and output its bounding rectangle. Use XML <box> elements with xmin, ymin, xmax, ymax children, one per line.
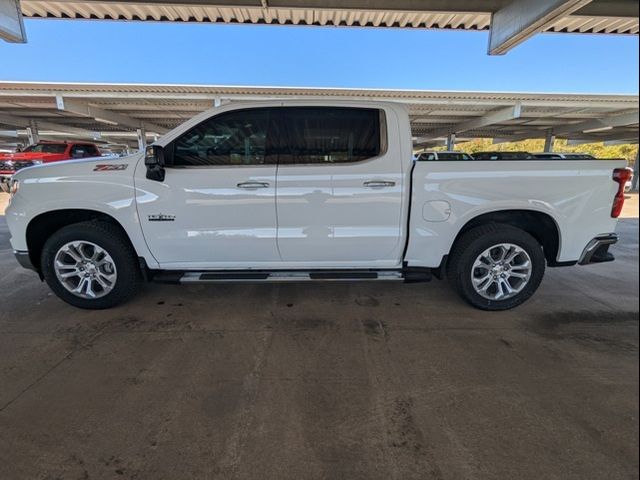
<box><xmin>0</xmin><ymin>193</ymin><xmax>638</xmax><ymax>480</ymax></box>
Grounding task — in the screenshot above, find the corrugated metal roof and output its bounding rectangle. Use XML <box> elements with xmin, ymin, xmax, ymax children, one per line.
<box><xmin>19</xmin><ymin>1</ymin><xmax>640</xmax><ymax>34</ymax></box>
<box><xmin>0</xmin><ymin>81</ymin><xmax>638</xmax><ymax>147</ymax></box>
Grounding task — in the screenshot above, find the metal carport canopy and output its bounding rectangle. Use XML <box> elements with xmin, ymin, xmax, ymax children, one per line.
<box><xmin>5</xmin><ymin>0</ymin><xmax>639</xmax><ymax>53</ymax></box>
<box><xmin>0</xmin><ymin>81</ymin><xmax>638</xmax><ymax>149</ymax></box>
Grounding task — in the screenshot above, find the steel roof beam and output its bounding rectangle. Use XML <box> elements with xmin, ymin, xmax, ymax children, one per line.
<box><xmin>0</xmin><ymin>0</ymin><xmax>26</xmax><ymax>42</ymax></box>
<box><xmin>488</xmin><ymin>0</ymin><xmax>594</xmax><ymax>55</ymax></box>
<box><xmin>0</xmin><ymin>129</ymin><xmax>18</xmax><ymax>138</ymax></box>
<box><xmin>414</xmin><ymin>104</ymin><xmax>522</xmax><ymax>144</ymax></box>
<box><xmin>0</xmin><ymin>112</ymin><xmax>101</xmax><ymax>139</ymax></box>
<box><xmin>0</xmin><ymin>85</ymin><xmax>637</xmax><ymax>110</ymax></box>
<box><xmin>552</xmin><ymin>110</ymin><xmax>639</xmax><ymax>135</ymax></box>
<box><xmin>55</xmin><ymin>96</ymin><xmax>169</xmax><ymax>134</ymax></box>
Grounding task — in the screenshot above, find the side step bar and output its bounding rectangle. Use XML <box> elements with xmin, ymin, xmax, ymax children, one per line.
<box><xmin>152</xmin><ymin>269</ymin><xmax>432</xmax><ymax>284</ymax></box>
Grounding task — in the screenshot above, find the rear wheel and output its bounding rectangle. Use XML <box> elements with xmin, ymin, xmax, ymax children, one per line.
<box><xmin>41</xmin><ymin>221</ymin><xmax>141</xmax><ymax>309</ymax></box>
<box><xmin>447</xmin><ymin>223</ymin><xmax>546</xmax><ymax>310</ymax></box>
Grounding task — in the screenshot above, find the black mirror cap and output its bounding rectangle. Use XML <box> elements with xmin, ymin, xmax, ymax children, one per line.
<box><xmin>145</xmin><ymin>145</ymin><xmax>165</xmax><ymax>166</ymax></box>
<box><xmin>145</xmin><ymin>145</ymin><xmax>166</xmax><ymax>181</ymax></box>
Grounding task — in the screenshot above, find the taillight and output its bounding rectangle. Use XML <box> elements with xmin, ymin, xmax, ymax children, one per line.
<box><xmin>611</xmin><ymin>168</ymin><xmax>632</xmax><ymax>218</ymax></box>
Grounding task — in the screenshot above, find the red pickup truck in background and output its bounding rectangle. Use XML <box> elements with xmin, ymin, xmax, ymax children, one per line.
<box><xmin>0</xmin><ymin>141</ymin><xmax>101</xmax><ymax>192</ymax></box>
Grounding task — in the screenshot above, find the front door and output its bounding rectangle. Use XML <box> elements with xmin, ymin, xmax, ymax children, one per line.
<box><xmin>135</xmin><ymin>107</ymin><xmax>280</xmax><ymax>269</ymax></box>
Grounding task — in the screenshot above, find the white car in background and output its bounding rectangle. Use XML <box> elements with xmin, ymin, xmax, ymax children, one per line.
<box><xmin>625</xmin><ymin>172</ymin><xmax>634</xmax><ymax>192</ymax></box>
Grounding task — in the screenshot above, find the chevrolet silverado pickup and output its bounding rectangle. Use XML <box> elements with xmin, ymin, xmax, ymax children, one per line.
<box><xmin>0</xmin><ymin>141</ymin><xmax>101</xmax><ymax>192</ymax></box>
<box><xmin>4</xmin><ymin>101</ymin><xmax>632</xmax><ymax>310</ymax></box>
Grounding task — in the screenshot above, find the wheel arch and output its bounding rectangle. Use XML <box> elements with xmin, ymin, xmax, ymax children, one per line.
<box><xmin>26</xmin><ymin>209</ymin><xmax>138</xmax><ymax>274</ymax></box>
<box><xmin>449</xmin><ymin>209</ymin><xmax>563</xmax><ymax>267</ymax></box>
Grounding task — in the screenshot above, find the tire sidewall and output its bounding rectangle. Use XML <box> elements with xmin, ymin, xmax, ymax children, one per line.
<box><xmin>41</xmin><ymin>223</ymin><xmax>138</xmax><ymax>309</ymax></box>
<box><xmin>455</xmin><ymin>229</ymin><xmax>546</xmax><ymax>310</ymax></box>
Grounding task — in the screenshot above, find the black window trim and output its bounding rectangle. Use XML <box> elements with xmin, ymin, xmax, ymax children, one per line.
<box><xmin>165</xmin><ymin>106</ymin><xmax>389</xmax><ymax>169</ymax></box>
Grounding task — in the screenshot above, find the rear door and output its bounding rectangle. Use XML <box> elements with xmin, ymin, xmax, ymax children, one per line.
<box><xmin>274</xmin><ymin>106</ymin><xmax>405</xmax><ymax>268</ymax></box>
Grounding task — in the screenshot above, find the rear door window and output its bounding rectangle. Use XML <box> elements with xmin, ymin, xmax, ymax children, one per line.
<box><xmin>275</xmin><ymin>107</ymin><xmax>383</xmax><ymax>165</ymax></box>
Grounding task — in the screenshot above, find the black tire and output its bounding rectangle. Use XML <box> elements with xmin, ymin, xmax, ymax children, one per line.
<box><xmin>41</xmin><ymin>221</ymin><xmax>141</xmax><ymax>309</ymax></box>
<box><xmin>447</xmin><ymin>223</ymin><xmax>546</xmax><ymax>311</ymax></box>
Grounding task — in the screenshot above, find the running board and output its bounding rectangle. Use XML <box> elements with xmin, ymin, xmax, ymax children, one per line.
<box><xmin>151</xmin><ymin>269</ymin><xmax>432</xmax><ymax>284</ymax></box>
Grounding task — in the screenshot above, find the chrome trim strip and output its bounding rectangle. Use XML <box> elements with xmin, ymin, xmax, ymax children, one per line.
<box><xmin>578</xmin><ymin>233</ymin><xmax>618</xmax><ymax>265</ymax></box>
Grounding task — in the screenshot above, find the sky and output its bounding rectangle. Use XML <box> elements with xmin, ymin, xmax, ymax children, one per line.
<box><xmin>0</xmin><ymin>19</ymin><xmax>638</xmax><ymax>93</ymax></box>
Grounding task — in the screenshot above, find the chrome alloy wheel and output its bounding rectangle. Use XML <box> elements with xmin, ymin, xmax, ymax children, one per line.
<box><xmin>54</xmin><ymin>241</ymin><xmax>117</xmax><ymax>299</ymax></box>
<box><xmin>471</xmin><ymin>243</ymin><xmax>532</xmax><ymax>301</ymax></box>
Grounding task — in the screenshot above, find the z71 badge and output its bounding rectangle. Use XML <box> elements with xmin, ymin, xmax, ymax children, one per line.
<box><xmin>93</xmin><ymin>164</ymin><xmax>128</xmax><ymax>171</ymax></box>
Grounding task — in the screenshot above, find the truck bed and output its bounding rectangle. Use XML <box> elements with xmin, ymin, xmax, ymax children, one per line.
<box><xmin>405</xmin><ymin>159</ymin><xmax>626</xmax><ymax>268</ymax></box>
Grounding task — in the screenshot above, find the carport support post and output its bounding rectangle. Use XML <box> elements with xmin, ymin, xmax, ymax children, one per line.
<box><xmin>26</xmin><ymin>120</ymin><xmax>39</xmax><ymax>145</ymax></box>
<box><xmin>446</xmin><ymin>133</ymin><xmax>456</xmax><ymax>151</ymax></box>
<box><xmin>136</xmin><ymin>127</ymin><xmax>146</xmax><ymax>152</ymax></box>
<box><xmin>632</xmin><ymin>149</ymin><xmax>639</xmax><ymax>192</ymax></box>
<box><xmin>543</xmin><ymin>130</ymin><xmax>555</xmax><ymax>152</ymax></box>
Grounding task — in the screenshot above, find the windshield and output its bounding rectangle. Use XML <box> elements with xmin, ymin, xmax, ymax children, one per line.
<box><xmin>22</xmin><ymin>143</ymin><xmax>67</xmax><ymax>154</ymax></box>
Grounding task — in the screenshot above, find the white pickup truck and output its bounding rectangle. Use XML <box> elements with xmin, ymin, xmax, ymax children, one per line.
<box><xmin>5</xmin><ymin>101</ymin><xmax>632</xmax><ymax>310</ymax></box>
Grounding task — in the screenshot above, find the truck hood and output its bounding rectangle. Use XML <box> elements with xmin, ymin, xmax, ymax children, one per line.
<box><xmin>12</xmin><ymin>154</ymin><xmax>142</xmax><ymax>181</ymax></box>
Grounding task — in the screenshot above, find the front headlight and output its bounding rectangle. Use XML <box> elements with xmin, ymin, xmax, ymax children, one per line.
<box><xmin>31</xmin><ymin>160</ymin><xmax>43</xmax><ymax>165</ymax></box>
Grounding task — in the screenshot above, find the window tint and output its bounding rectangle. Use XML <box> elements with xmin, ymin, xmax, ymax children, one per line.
<box><xmin>276</xmin><ymin>107</ymin><xmax>382</xmax><ymax>165</ymax></box>
<box><xmin>438</xmin><ymin>152</ymin><xmax>472</xmax><ymax>161</ymax></box>
<box><xmin>173</xmin><ymin>109</ymin><xmax>272</xmax><ymax>166</ymax></box>
<box><xmin>471</xmin><ymin>153</ymin><xmax>494</xmax><ymax>160</ymax></box>
<box><xmin>534</xmin><ymin>153</ymin><xmax>562</xmax><ymax>159</ymax></box>
<box><xmin>82</xmin><ymin>144</ymin><xmax>100</xmax><ymax>157</ymax></box>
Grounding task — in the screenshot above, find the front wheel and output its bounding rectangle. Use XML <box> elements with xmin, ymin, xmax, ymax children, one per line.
<box><xmin>447</xmin><ymin>223</ymin><xmax>546</xmax><ymax>311</ymax></box>
<box><xmin>41</xmin><ymin>221</ymin><xmax>141</xmax><ymax>309</ymax></box>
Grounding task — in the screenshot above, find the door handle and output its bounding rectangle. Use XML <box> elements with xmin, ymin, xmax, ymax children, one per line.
<box><xmin>363</xmin><ymin>180</ymin><xmax>396</xmax><ymax>188</ymax></box>
<box><xmin>237</xmin><ymin>181</ymin><xmax>270</xmax><ymax>189</ymax></box>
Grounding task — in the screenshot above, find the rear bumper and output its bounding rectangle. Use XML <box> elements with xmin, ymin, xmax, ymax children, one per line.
<box><xmin>14</xmin><ymin>250</ymin><xmax>36</xmax><ymax>271</ymax></box>
<box><xmin>578</xmin><ymin>233</ymin><xmax>618</xmax><ymax>265</ymax></box>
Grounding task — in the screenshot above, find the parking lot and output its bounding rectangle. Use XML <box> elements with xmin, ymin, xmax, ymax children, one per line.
<box><xmin>0</xmin><ymin>192</ymin><xmax>637</xmax><ymax>479</ymax></box>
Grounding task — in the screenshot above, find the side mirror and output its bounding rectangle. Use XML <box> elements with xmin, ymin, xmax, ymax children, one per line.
<box><xmin>145</xmin><ymin>145</ymin><xmax>166</xmax><ymax>182</ymax></box>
